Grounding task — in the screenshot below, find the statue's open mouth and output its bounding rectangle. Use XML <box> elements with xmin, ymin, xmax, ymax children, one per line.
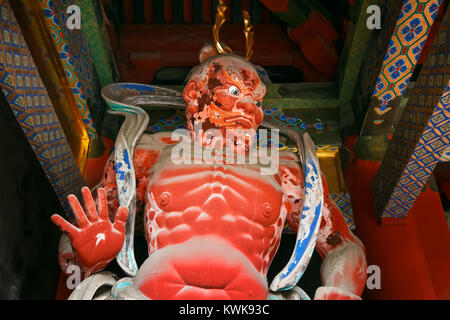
<box><xmin>223</xmin><ymin>116</ymin><xmax>254</xmax><ymax>129</ymax></box>
<box><xmin>134</xmin><ymin>236</ymin><xmax>268</xmax><ymax>299</ymax></box>
<box><xmin>209</xmin><ymin>104</ymin><xmax>256</xmax><ymax>130</ymax></box>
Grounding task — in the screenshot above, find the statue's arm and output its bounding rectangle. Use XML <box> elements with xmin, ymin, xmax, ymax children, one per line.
<box><xmin>281</xmin><ymin>154</ymin><xmax>367</xmax><ymax>300</ymax></box>
<box><xmin>313</xmin><ymin>175</ymin><xmax>367</xmax><ymax>300</ymax></box>
<box><xmin>53</xmin><ymin>132</ymin><xmax>175</xmax><ymax>277</ymax></box>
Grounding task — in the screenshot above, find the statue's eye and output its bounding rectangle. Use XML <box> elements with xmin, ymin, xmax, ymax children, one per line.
<box><xmin>255</xmin><ymin>101</ymin><xmax>262</xmax><ymax>107</ymax></box>
<box><xmin>228</xmin><ymin>85</ymin><xmax>240</xmax><ymax>96</ymax></box>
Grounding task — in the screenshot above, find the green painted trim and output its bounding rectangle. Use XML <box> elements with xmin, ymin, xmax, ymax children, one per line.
<box><xmin>263</xmin><ymin>98</ymin><xmax>340</xmax><ymax>109</ymax></box>
<box><xmin>77</xmin><ymin>0</ymin><xmax>117</xmax><ymax>86</ymax></box>
<box><xmin>164</xmin><ymin>82</ymin><xmax>340</xmax><ymax>109</ymax></box>
<box><xmin>354</xmin><ymin>135</ymin><xmax>389</xmax><ymax>161</ymax></box>
<box><xmin>337</xmin><ymin>0</ymin><xmax>378</xmax><ymax>103</ymax></box>
<box><xmin>263</xmin><ymin>83</ymin><xmax>340</xmax><ymax>109</ymax></box>
<box><xmin>281</xmin><ymin>106</ymin><xmax>342</xmax><ymax>146</ymax></box>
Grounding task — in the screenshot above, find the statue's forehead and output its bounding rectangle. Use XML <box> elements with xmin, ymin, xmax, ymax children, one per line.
<box><xmin>213</xmin><ymin>57</ymin><xmax>264</xmax><ymax>91</ymax></box>
<box><xmin>212</xmin><ymin>56</ymin><xmax>257</xmax><ymax>74</ymax></box>
<box><xmin>190</xmin><ymin>55</ymin><xmax>257</xmax><ymax>78</ymax></box>
<box><xmin>186</xmin><ymin>55</ymin><xmax>266</xmax><ymax>98</ymax></box>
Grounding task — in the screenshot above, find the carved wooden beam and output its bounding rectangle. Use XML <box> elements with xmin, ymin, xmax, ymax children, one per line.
<box><xmin>360</xmin><ymin>0</ymin><xmax>443</xmax><ymax>136</ymax></box>
<box><xmin>372</xmin><ymin>5</ymin><xmax>450</xmax><ymax>221</ymax></box>
<box><xmin>0</xmin><ymin>0</ymin><xmax>85</xmax><ymax>215</ymax></box>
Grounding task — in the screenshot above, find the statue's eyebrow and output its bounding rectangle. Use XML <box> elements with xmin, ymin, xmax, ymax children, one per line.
<box><xmin>236</xmin><ymin>66</ymin><xmax>263</xmax><ymax>96</ymax></box>
<box><xmin>222</xmin><ymin>67</ymin><xmax>245</xmax><ymax>92</ymax></box>
<box><xmin>219</xmin><ymin>65</ymin><xmax>263</xmax><ymax>99</ymax></box>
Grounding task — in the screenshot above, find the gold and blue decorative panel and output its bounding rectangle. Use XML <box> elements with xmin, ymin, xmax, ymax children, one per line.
<box><xmin>373</xmin><ymin>6</ymin><xmax>449</xmax><ymax>218</ymax></box>
<box><xmin>330</xmin><ymin>193</ymin><xmax>355</xmax><ymax>230</ymax></box>
<box><xmin>0</xmin><ymin>0</ymin><xmax>84</xmax><ymax>214</ymax></box>
<box><xmin>353</xmin><ymin>0</ymin><xmax>404</xmax><ymax>130</ymax></box>
<box><xmin>439</xmin><ymin>144</ymin><xmax>450</xmax><ymax>161</ymax></box>
<box><xmin>359</xmin><ymin>0</ymin><xmax>442</xmax><ymax>135</ymax></box>
<box><xmin>372</xmin><ymin>0</ymin><xmax>441</xmax><ymax>106</ymax></box>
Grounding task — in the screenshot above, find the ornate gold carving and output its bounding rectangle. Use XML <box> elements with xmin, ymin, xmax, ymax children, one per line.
<box><xmin>242</xmin><ymin>10</ymin><xmax>254</xmax><ymax>61</ymax></box>
<box><xmin>213</xmin><ymin>1</ymin><xmax>254</xmax><ymax>61</ymax></box>
<box><xmin>316</xmin><ymin>148</ymin><xmax>346</xmax><ymax>193</ymax></box>
<box><xmin>212</xmin><ymin>0</ymin><xmax>232</xmax><ymax>55</ymax></box>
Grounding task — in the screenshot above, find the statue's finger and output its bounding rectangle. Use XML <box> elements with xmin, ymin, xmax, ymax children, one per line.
<box><xmin>68</xmin><ymin>194</ymin><xmax>89</xmax><ymax>228</ymax></box>
<box><xmin>81</xmin><ymin>187</ymin><xmax>99</xmax><ymax>223</ymax></box>
<box><xmin>97</xmin><ymin>188</ymin><xmax>109</xmax><ymax>220</ymax></box>
<box><xmin>51</xmin><ymin>214</ymin><xmax>80</xmax><ymax>236</ymax></box>
<box><xmin>112</xmin><ymin>207</ymin><xmax>128</xmax><ymax>233</ymax></box>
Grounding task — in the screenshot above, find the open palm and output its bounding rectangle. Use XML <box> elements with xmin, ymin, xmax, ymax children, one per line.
<box><xmin>52</xmin><ymin>187</ymin><xmax>128</xmax><ymax>273</ymax></box>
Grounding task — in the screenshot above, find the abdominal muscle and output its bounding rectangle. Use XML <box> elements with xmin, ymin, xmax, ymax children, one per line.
<box><xmin>134</xmin><ymin>236</ymin><xmax>269</xmax><ymax>299</ymax></box>
<box><xmin>138</xmin><ymin>164</ymin><xmax>287</xmax><ymax>299</ymax></box>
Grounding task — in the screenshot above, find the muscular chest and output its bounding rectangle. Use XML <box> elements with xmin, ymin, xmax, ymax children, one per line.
<box><xmin>147</xmin><ymin>162</ymin><xmax>284</xmax><ymax>226</ymax></box>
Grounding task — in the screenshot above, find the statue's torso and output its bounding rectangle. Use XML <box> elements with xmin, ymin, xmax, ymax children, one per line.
<box><xmin>144</xmin><ymin>145</ymin><xmax>287</xmax><ymax>275</ymax></box>
<box><xmin>124</xmin><ymin>133</ymin><xmax>305</xmax><ymax>299</ymax></box>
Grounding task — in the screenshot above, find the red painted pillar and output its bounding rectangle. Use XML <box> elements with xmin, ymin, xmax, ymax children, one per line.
<box><xmin>164</xmin><ymin>0</ymin><xmax>173</xmax><ymax>23</ymax></box>
<box><xmin>123</xmin><ymin>0</ymin><xmax>134</xmax><ymax>24</ymax></box>
<box><xmin>144</xmin><ymin>0</ymin><xmax>154</xmax><ymax>24</ymax></box>
<box><xmin>202</xmin><ymin>0</ymin><xmax>212</xmax><ymax>24</ymax></box>
<box><xmin>184</xmin><ymin>0</ymin><xmax>193</xmax><ymax>24</ymax></box>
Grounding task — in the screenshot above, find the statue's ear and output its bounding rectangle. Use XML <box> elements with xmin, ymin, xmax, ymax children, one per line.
<box><xmin>199</xmin><ymin>42</ymin><xmax>219</xmax><ymax>64</ymax></box>
<box><xmin>183</xmin><ymin>79</ymin><xmax>200</xmax><ymax>113</ymax></box>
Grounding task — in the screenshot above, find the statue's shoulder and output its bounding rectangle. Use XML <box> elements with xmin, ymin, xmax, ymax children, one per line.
<box><xmin>137</xmin><ymin>131</ymin><xmax>179</xmax><ymax>151</ymax></box>
<box><xmin>279</xmin><ymin>149</ymin><xmax>300</xmax><ymax>168</ymax></box>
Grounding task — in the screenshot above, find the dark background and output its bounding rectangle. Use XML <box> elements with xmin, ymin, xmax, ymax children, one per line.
<box><xmin>0</xmin><ymin>92</ymin><xmax>62</xmax><ymax>299</ymax></box>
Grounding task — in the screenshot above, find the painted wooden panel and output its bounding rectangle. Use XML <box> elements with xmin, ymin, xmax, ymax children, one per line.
<box><xmin>0</xmin><ymin>0</ymin><xmax>85</xmax><ymax>215</ymax></box>
<box><xmin>361</xmin><ymin>0</ymin><xmax>442</xmax><ymax>136</ymax></box>
<box><xmin>372</xmin><ymin>5</ymin><xmax>449</xmax><ymax>219</ymax></box>
<box><xmin>40</xmin><ymin>0</ymin><xmax>100</xmax><ymax>139</ymax></box>
<box><xmin>76</xmin><ymin>0</ymin><xmax>118</xmax><ymax>87</ymax></box>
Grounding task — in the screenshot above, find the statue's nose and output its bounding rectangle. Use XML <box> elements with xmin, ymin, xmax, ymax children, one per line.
<box><xmin>236</xmin><ymin>100</ymin><xmax>255</xmax><ymax>114</ymax></box>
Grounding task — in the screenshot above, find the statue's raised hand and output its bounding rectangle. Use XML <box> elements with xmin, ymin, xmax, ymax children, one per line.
<box><xmin>51</xmin><ymin>187</ymin><xmax>128</xmax><ymax>273</ymax></box>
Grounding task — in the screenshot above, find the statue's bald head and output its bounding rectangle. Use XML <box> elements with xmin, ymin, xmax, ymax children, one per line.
<box><xmin>183</xmin><ymin>53</ymin><xmax>266</xmax><ymax>137</ymax></box>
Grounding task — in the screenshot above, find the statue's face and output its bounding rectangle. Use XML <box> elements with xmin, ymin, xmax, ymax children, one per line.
<box><xmin>183</xmin><ymin>55</ymin><xmax>266</xmax><ymax>150</ymax></box>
